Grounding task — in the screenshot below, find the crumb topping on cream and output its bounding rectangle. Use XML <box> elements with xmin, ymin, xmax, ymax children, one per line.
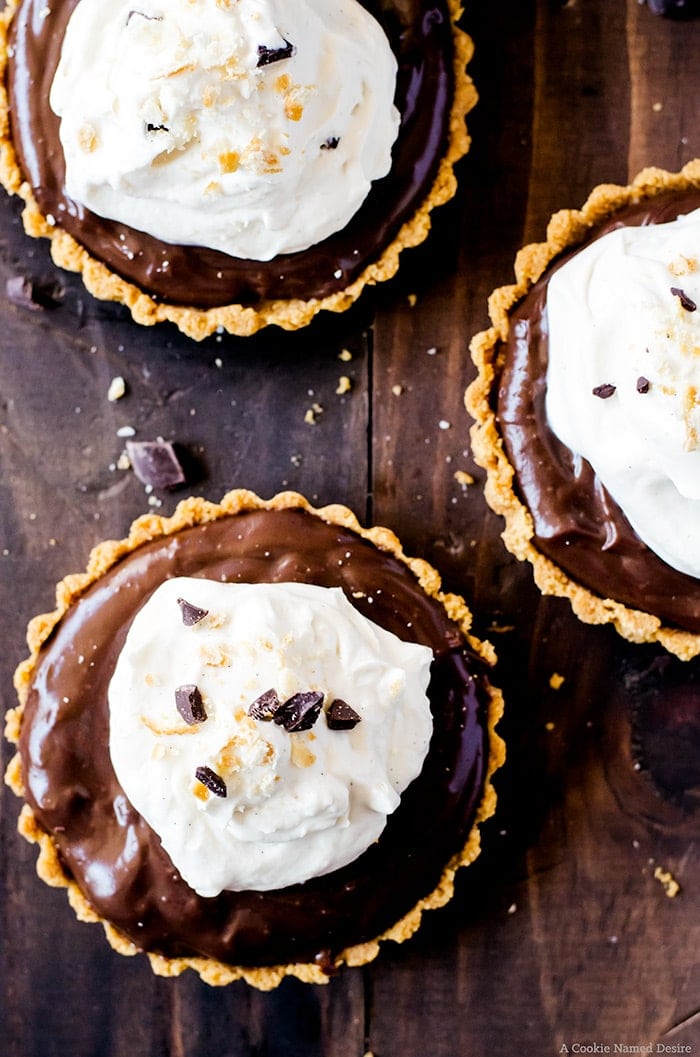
<box><xmin>108</xmin><ymin>578</ymin><xmax>433</xmax><ymax>895</ymax></box>
<box><xmin>546</xmin><ymin>207</ymin><xmax>700</xmax><ymax>577</ymax></box>
<box><xmin>50</xmin><ymin>0</ymin><xmax>400</xmax><ymax>260</ymax></box>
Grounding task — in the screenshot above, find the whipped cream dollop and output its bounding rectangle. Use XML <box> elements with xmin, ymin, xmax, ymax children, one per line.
<box><xmin>545</xmin><ymin>207</ymin><xmax>700</xmax><ymax>578</ymax></box>
<box><xmin>50</xmin><ymin>0</ymin><xmax>400</xmax><ymax>261</ymax></box>
<box><xmin>108</xmin><ymin>578</ymin><xmax>433</xmax><ymax>895</ymax></box>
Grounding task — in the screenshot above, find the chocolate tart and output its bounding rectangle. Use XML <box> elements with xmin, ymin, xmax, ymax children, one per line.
<box><xmin>5</xmin><ymin>489</ymin><xmax>504</xmax><ymax>989</ymax></box>
<box><xmin>466</xmin><ymin>160</ymin><xmax>700</xmax><ymax>660</ymax></box>
<box><xmin>0</xmin><ymin>0</ymin><xmax>476</xmax><ymax>340</ymax></box>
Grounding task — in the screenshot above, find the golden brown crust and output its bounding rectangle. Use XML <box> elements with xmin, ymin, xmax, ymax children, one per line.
<box><xmin>6</xmin><ymin>487</ymin><xmax>504</xmax><ymax>989</ymax></box>
<box><xmin>0</xmin><ymin>0</ymin><xmax>476</xmax><ymax>340</ymax></box>
<box><xmin>465</xmin><ymin>160</ymin><xmax>700</xmax><ymax>661</ymax></box>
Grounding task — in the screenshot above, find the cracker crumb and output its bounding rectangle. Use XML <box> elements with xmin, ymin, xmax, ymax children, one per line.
<box><xmin>117</xmin><ymin>450</ymin><xmax>131</xmax><ymax>471</ymax></box>
<box><xmin>669</xmin><ymin>255</ymin><xmax>697</xmax><ymax>277</ymax></box>
<box><xmin>454</xmin><ymin>470</ymin><xmax>474</xmax><ymax>487</ymax></box>
<box><xmin>338</xmin><ymin>348</ymin><xmax>353</xmax><ymax>362</ymax></box>
<box><xmin>290</xmin><ymin>737</ymin><xmax>316</xmax><ymax>769</ymax></box>
<box><xmin>304</xmin><ymin>403</ymin><xmax>323</xmax><ymax>425</ymax></box>
<box><xmin>78</xmin><ymin>123</ymin><xmax>98</xmax><ymax>153</ymax></box>
<box><xmin>336</xmin><ymin>375</ymin><xmax>352</xmax><ymax>395</ymax></box>
<box><xmin>218</xmin><ymin>150</ymin><xmax>240</xmax><ymax>174</ymax></box>
<box><xmin>407</xmin><ymin>293</ymin><xmax>417</xmax><ymax>307</ymax></box>
<box><xmin>654</xmin><ymin>866</ymin><xmax>680</xmax><ymax>898</ymax></box>
<box><xmin>200</xmin><ymin>643</ymin><xmax>230</xmax><ymax>667</ymax></box>
<box><xmin>549</xmin><ymin>672</ymin><xmax>565</xmax><ymax>690</ymax></box>
<box><xmin>107</xmin><ymin>376</ymin><xmax>126</xmax><ymax>402</ymax></box>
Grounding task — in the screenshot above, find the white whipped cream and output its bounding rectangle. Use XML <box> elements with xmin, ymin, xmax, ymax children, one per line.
<box><xmin>50</xmin><ymin>0</ymin><xmax>400</xmax><ymax>260</ymax></box>
<box><xmin>545</xmin><ymin>206</ymin><xmax>700</xmax><ymax>578</ymax></box>
<box><xmin>108</xmin><ymin>577</ymin><xmax>433</xmax><ymax>895</ymax></box>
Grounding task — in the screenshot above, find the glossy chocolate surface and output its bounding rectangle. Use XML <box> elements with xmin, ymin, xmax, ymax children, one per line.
<box><xmin>498</xmin><ymin>190</ymin><xmax>700</xmax><ymax>633</ymax></box>
<box><xmin>7</xmin><ymin>0</ymin><xmax>454</xmax><ymax>308</ymax></box>
<box><xmin>19</xmin><ymin>508</ymin><xmax>491</xmax><ymax>968</ymax></box>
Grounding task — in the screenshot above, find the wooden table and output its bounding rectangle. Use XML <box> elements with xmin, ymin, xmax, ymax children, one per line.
<box><xmin>2</xmin><ymin>2</ymin><xmax>700</xmax><ymax>1053</ymax></box>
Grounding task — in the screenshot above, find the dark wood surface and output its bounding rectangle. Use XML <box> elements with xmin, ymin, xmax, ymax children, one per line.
<box><xmin>2</xmin><ymin>2</ymin><xmax>700</xmax><ymax>1054</ymax></box>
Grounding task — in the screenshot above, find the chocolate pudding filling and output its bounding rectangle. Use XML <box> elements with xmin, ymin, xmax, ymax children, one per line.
<box><xmin>498</xmin><ymin>189</ymin><xmax>700</xmax><ymax>634</ymax></box>
<box><xmin>18</xmin><ymin>507</ymin><xmax>492</xmax><ymax>968</ymax></box>
<box><xmin>6</xmin><ymin>0</ymin><xmax>454</xmax><ymax>308</ymax></box>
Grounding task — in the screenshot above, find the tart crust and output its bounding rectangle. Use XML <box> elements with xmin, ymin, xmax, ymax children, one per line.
<box><xmin>0</xmin><ymin>0</ymin><xmax>476</xmax><ymax>340</ymax></box>
<box><xmin>466</xmin><ymin>160</ymin><xmax>700</xmax><ymax>661</ymax></box>
<box><xmin>5</xmin><ymin>488</ymin><xmax>504</xmax><ymax>989</ymax></box>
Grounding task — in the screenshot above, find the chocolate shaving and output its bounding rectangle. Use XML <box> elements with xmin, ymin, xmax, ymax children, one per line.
<box><xmin>636</xmin><ymin>376</ymin><xmax>651</xmax><ymax>394</ymax></box>
<box><xmin>671</xmin><ymin>286</ymin><xmax>697</xmax><ymax>311</ymax></box>
<box><xmin>127</xmin><ymin>10</ymin><xmax>164</xmax><ymax>23</ymax></box>
<box><xmin>274</xmin><ymin>690</ymin><xmax>324</xmax><ymax>732</ymax></box>
<box><xmin>177</xmin><ymin>597</ymin><xmax>208</xmax><ymax>626</ymax></box>
<box><xmin>126</xmin><ymin>439</ymin><xmax>187</xmax><ymax>489</ymax></box>
<box><xmin>320</xmin><ymin>137</ymin><xmax>340</xmax><ymax>151</ymax></box>
<box><xmin>326</xmin><ymin>699</ymin><xmax>361</xmax><ymax>731</ymax></box>
<box><xmin>175</xmin><ymin>684</ymin><xmax>207</xmax><ymax>725</ymax></box>
<box><xmin>146</xmin><ymin>123</ymin><xmax>169</xmax><ymax>133</ymax></box>
<box><xmin>256</xmin><ymin>38</ymin><xmax>295</xmax><ymax>67</ymax></box>
<box><xmin>195</xmin><ymin>765</ymin><xmax>227</xmax><ymax>798</ymax></box>
<box><xmin>248</xmin><ymin>688</ymin><xmax>281</xmax><ymax>721</ymax></box>
<box><xmin>592</xmin><ymin>383</ymin><xmax>616</xmax><ymax>399</ymax></box>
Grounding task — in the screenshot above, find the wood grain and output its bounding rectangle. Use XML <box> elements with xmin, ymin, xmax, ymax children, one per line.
<box><xmin>2</xmin><ymin>2</ymin><xmax>700</xmax><ymax>1055</ymax></box>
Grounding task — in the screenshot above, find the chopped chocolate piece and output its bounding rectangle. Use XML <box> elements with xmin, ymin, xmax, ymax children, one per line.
<box><xmin>146</xmin><ymin>123</ymin><xmax>169</xmax><ymax>133</ymax></box>
<box><xmin>126</xmin><ymin>439</ymin><xmax>187</xmax><ymax>489</ymax></box>
<box><xmin>636</xmin><ymin>376</ymin><xmax>651</xmax><ymax>394</ymax></box>
<box><xmin>326</xmin><ymin>699</ymin><xmax>361</xmax><ymax>731</ymax></box>
<box><xmin>6</xmin><ymin>275</ymin><xmax>42</xmax><ymax>311</ymax></box>
<box><xmin>670</xmin><ymin>286</ymin><xmax>697</xmax><ymax>311</ymax></box>
<box><xmin>175</xmin><ymin>684</ymin><xmax>207</xmax><ymax>725</ymax></box>
<box><xmin>592</xmin><ymin>383</ymin><xmax>616</xmax><ymax>399</ymax></box>
<box><xmin>320</xmin><ymin>137</ymin><xmax>340</xmax><ymax>150</ymax></box>
<box><xmin>256</xmin><ymin>38</ymin><xmax>295</xmax><ymax>67</ymax></box>
<box><xmin>314</xmin><ymin>949</ymin><xmax>340</xmax><ymax>976</ymax></box>
<box><xmin>645</xmin><ymin>0</ymin><xmax>700</xmax><ymax>17</ymax></box>
<box><xmin>194</xmin><ymin>765</ymin><xmax>227</xmax><ymax>798</ymax></box>
<box><xmin>274</xmin><ymin>690</ymin><xmax>324</xmax><ymax>732</ymax></box>
<box><xmin>5</xmin><ymin>274</ymin><xmax>62</xmax><ymax>310</ymax></box>
<box><xmin>248</xmin><ymin>688</ymin><xmax>281</xmax><ymax>721</ymax></box>
<box><xmin>176</xmin><ymin>597</ymin><xmax>208</xmax><ymax>626</ymax></box>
